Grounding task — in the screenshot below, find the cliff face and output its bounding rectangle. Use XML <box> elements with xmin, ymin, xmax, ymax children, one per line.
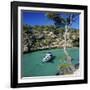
<box><xmin>22</xmin><ymin>29</ymin><xmax>79</xmax><ymax>53</ymax></box>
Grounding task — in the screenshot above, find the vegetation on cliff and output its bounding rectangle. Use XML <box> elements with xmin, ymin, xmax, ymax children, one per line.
<box><xmin>23</xmin><ymin>25</ymin><xmax>79</xmax><ymax>53</ymax></box>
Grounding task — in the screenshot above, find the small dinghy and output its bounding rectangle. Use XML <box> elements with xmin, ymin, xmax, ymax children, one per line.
<box><xmin>42</xmin><ymin>52</ymin><xmax>53</xmax><ymax>62</ymax></box>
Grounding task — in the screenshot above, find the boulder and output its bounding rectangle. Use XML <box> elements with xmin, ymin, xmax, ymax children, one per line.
<box><xmin>23</xmin><ymin>45</ymin><xmax>28</xmax><ymax>52</ymax></box>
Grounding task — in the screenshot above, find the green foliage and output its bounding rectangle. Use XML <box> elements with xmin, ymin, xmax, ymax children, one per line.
<box><xmin>46</xmin><ymin>12</ymin><xmax>79</xmax><ymax>28</ymax></box>
<box><xmin>60</xmin><ymin>64</ymin><xmax>71</xmax><ymax>69</ymax></box>
<box><xmin>72</xmin><ymin>38</ymin><xmax>79</xmax><ymax>47</ymax></box>
<box><xmin>46</xmin><ymin>12</ymin><xmax>59</xmax><ymax>20</ymax></box>
<box><xmin>35</xmin><ymin>40</ymin><xmax>40</xmax><ymax>47</ymax></box>
<box><xmin>46</xmin><ymin>12</ymin><xmax>66</xmax><ymax>28</ymax></box>
<box><xmin>23</xmin><ymin>24</ymin><xmax>32</xmax><ymax>33</ymax></box>
<box><xmin>58</xmin><ymin>56</ymin><xmax>71</xmax><ymax>69</ymax></box>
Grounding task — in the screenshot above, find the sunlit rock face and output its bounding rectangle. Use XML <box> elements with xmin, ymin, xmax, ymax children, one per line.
<box><xmin>22</xmin><ymin>28</ymin><xmax>79</xmax><ymax>53</ymax></box>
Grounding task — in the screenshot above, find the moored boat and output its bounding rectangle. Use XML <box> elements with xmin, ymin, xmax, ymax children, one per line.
<box><xmin>42</xmin><ymin>52</ymin><xmax>53</xmax><ymax>62</ymax></box>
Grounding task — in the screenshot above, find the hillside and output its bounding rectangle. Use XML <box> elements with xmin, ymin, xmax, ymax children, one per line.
<box><xmin>22</xmin><ymin>25</ymin><xmax>79</xmax><ymax>53</ymax></box>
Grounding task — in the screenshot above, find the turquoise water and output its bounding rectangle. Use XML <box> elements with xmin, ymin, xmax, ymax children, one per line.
<box><xmin>21</xmin><ymin>48</ymin><xmax>79</xmax><ymax>77</ymax></box>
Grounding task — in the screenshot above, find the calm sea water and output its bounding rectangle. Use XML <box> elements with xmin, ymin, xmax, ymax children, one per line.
<box><xmin>21</xmin><ymin>48</ymin><xmax>79</xmax><ymax>77</ymax></box>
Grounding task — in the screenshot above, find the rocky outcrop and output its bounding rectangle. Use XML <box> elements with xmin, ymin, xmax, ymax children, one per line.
<box><xmin>23</xmin><ymin>29</ymin><xmax>79</xmax><ymax>53</ymax></box>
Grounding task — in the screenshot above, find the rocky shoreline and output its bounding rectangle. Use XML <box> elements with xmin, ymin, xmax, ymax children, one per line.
<box><xmin>23</xmin><ymin>26</ymin><xmax>79</xmax><ymax>53</ymax></box>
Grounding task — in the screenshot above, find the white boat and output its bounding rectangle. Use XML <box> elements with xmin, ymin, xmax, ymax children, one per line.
<box><xmin>42</xmin><ymin>52</ymin><xmax>53</xmax><ymax>62</ymax></box>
